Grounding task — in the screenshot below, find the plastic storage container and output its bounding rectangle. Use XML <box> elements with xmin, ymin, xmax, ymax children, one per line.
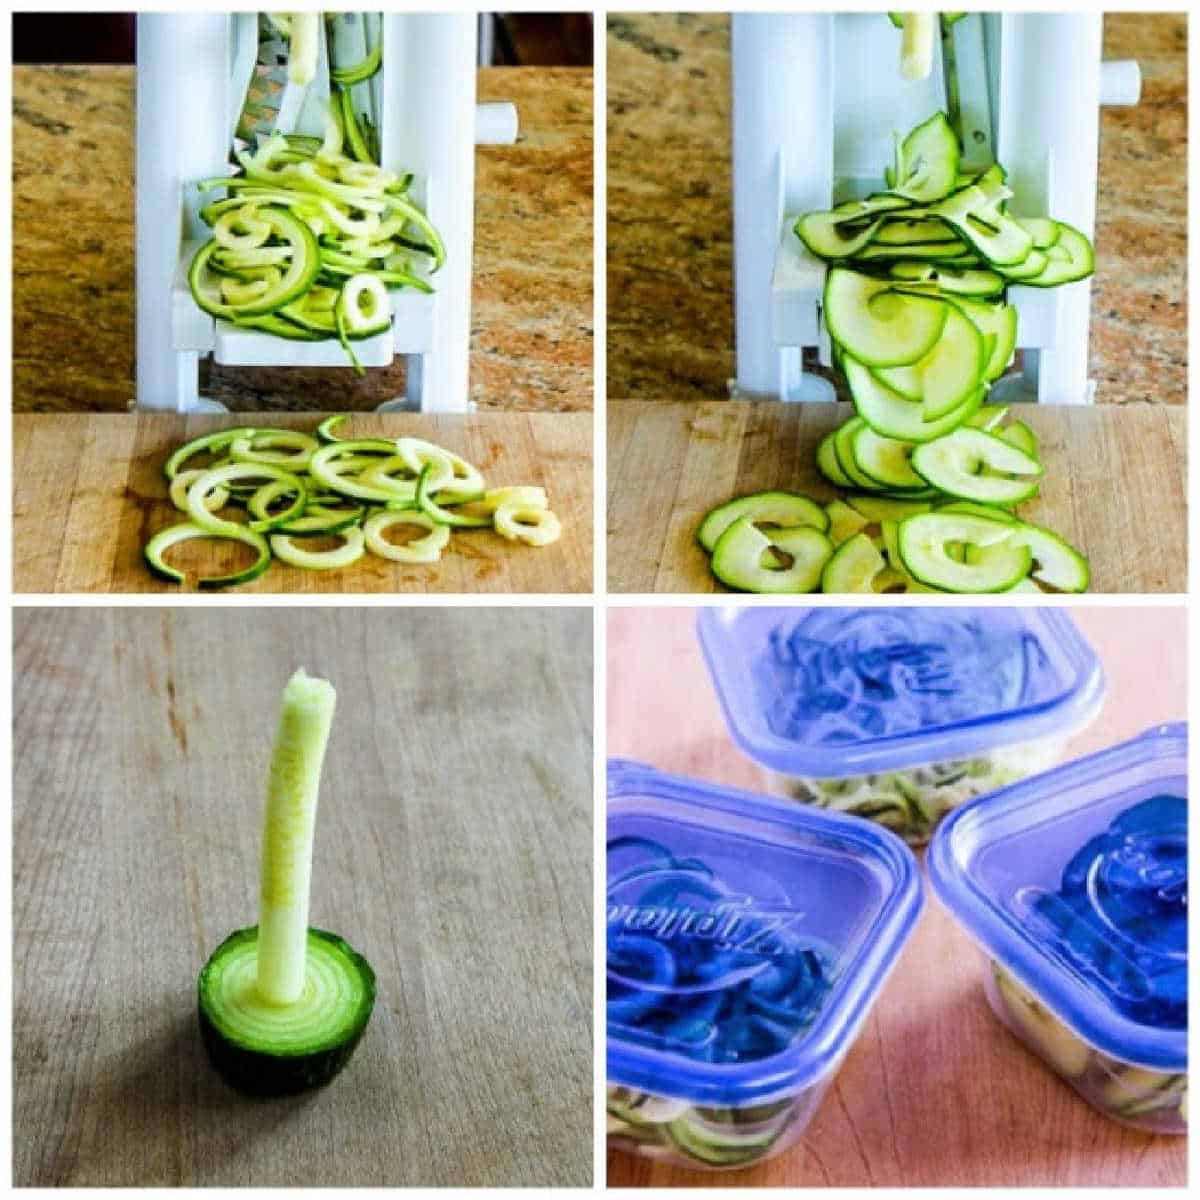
<box><xmin>607</xmin><ymin>758</ymin><xmax>923</xmax><ymax>1169</ymax></box>
<box><xmin>698</xmin><ymin>607</ymin><xmax>1105</xmax><ymax>844</ymax></box>
<box><xmin>928</xmin><ymin>722</ymin><xmax>1187</xmax><ymax>1133</ymax></box>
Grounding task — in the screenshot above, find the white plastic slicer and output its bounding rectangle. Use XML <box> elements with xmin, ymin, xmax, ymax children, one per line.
<box><xmin>732</xmin><ymin>12</ymin><xmax>1141</xmax><ymax>404</ymax></box>
<box><xmin>136</xmin><ymin>13</ymin><xmax>518</xmax><ymax>413</ymax></box>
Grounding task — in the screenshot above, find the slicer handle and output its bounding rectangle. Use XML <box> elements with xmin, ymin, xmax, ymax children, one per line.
<box><xmin>1100</xmin><ymin>60</ymin><xmax>1141</xmax><ymax>106</ymax></box>
<box><xmin>475</xmin><ymin>102</ymin><xmax>519</xmax><ymax>145</ymax></box>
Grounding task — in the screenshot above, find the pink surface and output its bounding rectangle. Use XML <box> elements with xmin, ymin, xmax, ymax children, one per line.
<box><xmin>606</xmin><ymin>605</ymin><xmax>1187</xmax><ymax>1188</ymax></box>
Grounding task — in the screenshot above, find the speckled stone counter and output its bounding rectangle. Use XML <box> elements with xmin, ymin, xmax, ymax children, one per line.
<box><xmin>607</xmin><ymin>13</ymin><xmax>1186</xmax><ymax>404</ymax></box>
<box><xmin>13</xmin><ymin>65</ymin><xmax>593</xmax><ymax>412</ymax></box>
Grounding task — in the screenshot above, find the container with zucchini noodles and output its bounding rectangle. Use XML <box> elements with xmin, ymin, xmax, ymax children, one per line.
<box><xmin>698</xmin><ymin>607</ymin><xmax>1105</xmax><ymax>844</ymax></box>
<box><xmin>929</xmin><ymin>723</ymin><xmax>1187</xmax><ymax>1133</ymax></box>
<box><xmin>607</xmin><ymin>760</ymin><xmax>923</xmax><ymax>1169</ymax></box>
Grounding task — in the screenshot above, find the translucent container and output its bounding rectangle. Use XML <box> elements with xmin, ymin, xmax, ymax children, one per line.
<box><xmin>698</xmin><ymin>607</ymin><xmax>1105</xmax><ymax>844</ymax></box>
<box><xmin>928</xmin><ymin>723</ymin><xmax>1187</xmax><ymax>1133</ymax></box>
<box><xmin>607</xmin><ymin>758</ymin><xmax>923</xmax><ymax>1169</ymax></box>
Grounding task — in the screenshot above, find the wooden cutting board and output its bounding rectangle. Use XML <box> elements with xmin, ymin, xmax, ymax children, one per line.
<box><xmin>14</xmin><ymin>607</ymin><xmax>592</xmax><ymax>1187</ymax></box>
<box><xmin>14</xmin><ymin>413</ymin><xmax>592</xmax><ymax>593</ymax></box>
<box><xmin>606</xmin><ymin>608</ymin><xmax>1187</xmax><ymax>1188</ymax></box>
<box><xmin>607</xmin><ymin>400</ymin><xmax>1186</xmax><ymax>594</ymax></box>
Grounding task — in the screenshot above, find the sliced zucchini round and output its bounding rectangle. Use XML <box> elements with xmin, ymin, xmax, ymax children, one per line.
<box><xmin>816</xmin><ymin>429</ymin><xmax>854</xmax><ymax>488</ymax></box>
<box><xmin>363</xmin><ymin>510</ymin><xmax>451</xmax><ymax>563</ymax></box>
<box><xmin>188</xmin><ymin>206</ymin><xmax>322</xmax><ymax>319</ymax></box>
<box><xmin>951</xmin><ymin>297</ymin><xmax>1018</xmax><ymax>382</ymax></box>
<box><xmin>889</xmin><ymin>111</ymin><xmax>960</xmax><ymax>203</ymax></box>
<box><xmin>696</xmin><ymin>490</ymin><xmax>828</xmax><ymax>553</ymax></box>
<box><xmin>844</xmin><ymin>356</ymin><xmax>982</xmax><ymax>443</ymax></box>
<box><xmin>1013</xmin><ymin>216</ymin><xmax>1061</xmax><ymax>250</ymax></box>
<box><xmin>795</xmin><ymin>212</ymin><xmax>883</xmax><ymax>260</ymax></box>
<box><xmin>910</xmin><ymin>427</ymin><xmax>1042</xmax><ymax>503</ymax></box>
<box><xmin>493</xmin><ymin>502</ymin><xmax>563</xmax><ymax>547</ymax></box>
<box><xmin>710</xmin><ymin>518</ymin><xmax>832</xmax><ymax>594</ymax></box>
<box><xmin>415</xmin><ymin>463</ymin><xmax>493</xmax><ymax>527</ymax></box>
<box><xmin>851</xmin><ymin>424</ymin><xmax>924</xmax><ymax>490</ymax></box>
<box><xmin>1005</xmin><ymin>520</ymin><xmax>1090</xmax><ymax>592</ymax></box>
<box><xmin>144</xmin><ymin>521</ymin><xmax>272</xmax><ymax>589</ymax></box>
<box><xmin>276</xmin><ymin>504</ymin><xmax>367</xmax><ymax>538</ymax></box>
<box><xmin>833</xmin><ymin>417</ymin><xmax>885</xmax><ymax>491</ymax></box>
<box><xmin>897</xmin><ymin>512</ymin><xmax>1032</xmax><ymax>593</ymax></box>
<box><xmin>824</xmin><ymin>269</ymin><xmax>948</xmax><ymax>367</ymax></box>
<box><xmin>997</xmin><ymin>419</ymin><xmax>1039</xmax><ymax>460</ymax></box>
<box><xmin>888</xmin><ymin>262</ymin><xmax>1005</xmax><ymax>297</ymax></box>
<box><xmin>875</xmin><ymin>302</ymin><xmax>985</xmax><ymax>421</ymax></box>
<box><xmin>1021</xmin><ymin>220</ymin><xmax>1095</xmax><ymax>287</ymax></box>
<box><xmin>198</xmin><ymin>926</ymin><xmax>376</xmax><ymax>1097</ymax></box>
<box><xmin>929</xmin><ymin>184</ymin><xmax>1033</xmax><ymax>266</ymax></box>
<box><xmin>164</xmin><ymin>427</ymin><xmax>259</xmax><ymax>481</ymax></box>
<box><xmin>872</xmin><ymin>217</ymin><xmax>958</xmax><ymax>247</ymax></box>
<box><xmin>269</xmin><ymin>527</ymin><xmax>366</xmax><ymax>570</ymax></box>
<box><xmin>315</xmin><ymin>414</ymin><xmax>350</xmax><ymax>442</ymax></box>
<box><xmin>822</xmin><ymin>531</ymin><xmax>886</xmax><ymax>593</ymax></box>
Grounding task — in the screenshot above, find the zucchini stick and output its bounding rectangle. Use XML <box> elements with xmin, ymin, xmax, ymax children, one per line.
<box><xmin>900</xmin><ymin>13</ymin><xmax>935</xmax><ymax>81</ymax></box>
<box><xmin>256</xmin><ymin>668</ymin><xmax>337</xmax><ymax>1005</ymax></box>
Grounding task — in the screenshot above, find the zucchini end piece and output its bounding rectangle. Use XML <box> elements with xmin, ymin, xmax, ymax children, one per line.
<box><xmin>198</xmin><ymin>926</ymin><xmax>376</xmax><ymax>1097</ymax></box>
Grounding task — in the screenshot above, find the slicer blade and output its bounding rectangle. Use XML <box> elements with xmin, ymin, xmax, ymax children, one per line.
<box><xmin>942</xmin><ymin>13</ymin><xmax>995</xmax><ymax>172</ymax></box>
<box><xmin>235</xmin><ymin>13</ymin><xmax>332</xmax><ymax>146</ymax></box>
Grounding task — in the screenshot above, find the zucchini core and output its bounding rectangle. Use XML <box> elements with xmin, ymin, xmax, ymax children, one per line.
<box><xmin>197</xmin><ymin>669</ymin><xmax>376</xmax><ymax>1096</ymax></box>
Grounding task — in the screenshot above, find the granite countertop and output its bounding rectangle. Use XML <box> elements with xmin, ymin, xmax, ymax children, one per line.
<box><xmin>607</xmin><ymin>13</ymin><xmax>1186</xmax><ymax>404</ymax></box>
<box><xmin>13</xmin><ymin>64</ymin><xmax>593</xmax><ymax>412</ymax></box>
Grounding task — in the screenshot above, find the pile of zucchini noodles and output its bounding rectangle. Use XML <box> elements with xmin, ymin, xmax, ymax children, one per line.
<box><xmin>144</xmin><ymin>416</ymin><xmax>562</xmax><ymax>589</ymax></box>
<box><xmin>189</xmin><ymin>15</ymin><xmax>441</xmax><ymax>371</ymax></box>
<box><xmin>607</xmin><ymin>835</ymin><xmax>833</xmax><ymax>1166</ymax></box>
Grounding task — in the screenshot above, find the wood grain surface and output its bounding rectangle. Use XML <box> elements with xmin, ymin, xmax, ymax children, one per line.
<box><xmin>606</xmin><ymin>607</ymin><xmax>1188</xmax><ymax>1188</ymax></box>
<box><xmin>607</xmin><ymin>399</ymin><xmax>1186</xmax><ymax>594</ymax></box>
<box><xmin>14</xmin><ymin>64</ymin><xmax>593</xmax><ymax>413</ymax></box>
<box><xmin>13</xmin><ymin>412</ymin><xmax>592</xmax><ymax>593</ymax></box>
<box><xmin>14</xmin><ymin>606</ymin><xmax>593</xmax><ymax>1187</ymax></box>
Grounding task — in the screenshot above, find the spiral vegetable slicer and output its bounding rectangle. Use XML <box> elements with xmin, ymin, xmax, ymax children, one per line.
<box><xmin>137</xmin><ymin>13</ymin><xmax>501</xmax><ymax>413</ymax></box>
<box><xmin>732</xmin><ymin>12</ymin><xmax>1140</xmax><ymax>404</ymax></box>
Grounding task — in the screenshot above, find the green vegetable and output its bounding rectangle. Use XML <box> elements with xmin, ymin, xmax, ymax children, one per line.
<box><xmin>143</xmin><ymin>420</ymin><xmax>562</xmax><ymax>588</ymax></box>
<box><xmin>197</xmin><ymin>670</ymin><xmax>376</xmax><ymax>1095</ymax></box>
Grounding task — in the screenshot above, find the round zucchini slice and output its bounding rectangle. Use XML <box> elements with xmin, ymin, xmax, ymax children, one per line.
<box><xmin>198</xmin><ymin>926</ymin><xmax>376</xmax><ymax>1097</ymax></box>
<box><xmin>911</xmin><ymin>427</ymin><xmax>1042</xmax><ymax>503</ymax></box>
<box><xmin>874</xmin><ymin>303</ymin><xmax>985</xmax><ymax>421</ymax></box>
<box><xmin>851</xmin><ymin>425</ymin><xmax>925</xmax><ymax>490</ymax></box>
<box><xmin>888</xmin><ymin>262</ymin><xmax>1005</xmax><ymax>297</ymax></box>
<box><xmin>1021</xmin><ymin>221</ymin><xmax>1095</xmax><ymax>287</ymax></box>
<box><xmin>710</xmin><ymin>518</ymin><xmax>832</xmax><ymax>594</ymax></box>
<box><xmin>824</xmin><ymin>269</ymin><xmax>948</xmax><ymax>367</ymax></box>
<box><xmin>844</xmin><ymin>356</ymin><xmax>982</xmax><ymax>443</ymax></box>
<box><xmin>696</xmin><ymin>491</ymin><xmax>828</xmax><ymax>553</ymax></box>
<box><xmin>833</xmin><ymin>417</ymin><xmax>886</xmax><ymax>491</ymax></box>
<box><xmin>816</xmin><ymin>429</ymin><xmax>853</xmax><ymax>488</ymax></box>
<box><xmin>188</xmin><ymin>206</ymin><xmax>322</xmax><ymax>320</ymax></box>
<box><xmin>897</xmin><ymin>512</ymin><xmax>1032</xmax><ymax>593</ymax></box>
<box><xmin>1004</xmin><ymin>520</ymin><xmax>1090</xmax><ymax>592</ymax></box>
<box><xmin>795</xmin><ymin>212</ymin><xmax>883</xmax><ymax>260</ymax></box>
<box><xmin>144</xmin><ymin>521</ymin><xmax>272</xmax><ymax>589</ymax></box>
<box><xmin>822</xmin><ymin>531</ymin><xmax>886</xmax><ymax>593</ymax></box>
<box><xmin>951</xmin><ymin>298</ymin><xmax>1018</xmax><ymax>382</ymax></box>
<box><xmin>270</xmin><ymin>527</ymin><xmax>366</xmax><ymax>570</ymax></box>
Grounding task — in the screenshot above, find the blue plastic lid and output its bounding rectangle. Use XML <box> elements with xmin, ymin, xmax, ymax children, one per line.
<box><xmin>928</xmin><ymin>723</ymin><xmax>1187</xmax><ymax>1071</ymax></box>
<box><xmin>698</xmin><ymin>607</ymin><xmax>1105</xmax><ymax>778</ymax></box>
<box><xmin>607</xmin><ymin>758</ymin><xmax>924</xmax><ymax>1105</ymax></box>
